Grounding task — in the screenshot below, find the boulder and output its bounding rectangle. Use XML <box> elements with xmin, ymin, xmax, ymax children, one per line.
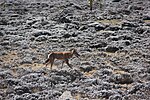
<box><xmin>105</xmin><ymin>46</ymin><xmax>119</xmax><ymax>53</ymax></box>
<box><xmin>14</xmin><ymin>86</ymin><xmax>31</xmax><ymax>95</ymax></box>
<box><xmin>109</xmin><ymin>73</ymin><xmax>133</xmax><ymax>84</ymax></box>
<box><xmin>79</xmin><ymin>65</ymin><xmax>94</xmax><ymax>72</ymax></box>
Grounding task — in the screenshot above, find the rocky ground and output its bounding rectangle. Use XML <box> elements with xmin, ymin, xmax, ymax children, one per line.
<box><xmin>0</xmin><ymin>0</ymin><xmax>150</xmax><ymax>100</ymax></box>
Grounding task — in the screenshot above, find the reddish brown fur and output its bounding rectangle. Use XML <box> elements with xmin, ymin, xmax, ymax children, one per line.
<box><xmin>44</xmin><ymin>49</ymin><xmax>80</xmax><ymax>69</ymax></box>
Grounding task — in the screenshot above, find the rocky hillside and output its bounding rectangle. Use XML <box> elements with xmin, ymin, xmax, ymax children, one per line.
<box><xmin>0</xmin><ymin>0</ymin><xmax>150</xmax><ymax>100</ymax></box>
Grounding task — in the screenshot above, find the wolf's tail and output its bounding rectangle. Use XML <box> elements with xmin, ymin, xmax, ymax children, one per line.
<box><xmin>44</xmin><ymin>52</ymin><xmax>53</xmax><ymax>64</ymax></box>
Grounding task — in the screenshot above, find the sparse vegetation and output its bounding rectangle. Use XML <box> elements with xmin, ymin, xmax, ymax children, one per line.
<box><xmin>0</xmin><ymin>0</ymin><xmax>149</xmax><ymax>99</ymax></box>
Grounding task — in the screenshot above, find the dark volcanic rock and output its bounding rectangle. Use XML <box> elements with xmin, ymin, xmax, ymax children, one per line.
<box><xmin>79</xmin><ymin>25</ymin><xmax>88</xmax><ymax>31</ymax></box>
<box><xmin>64</xmin><ymin>23</ymin><xmax>79</xmax><ymax>30</ymax></box>
<box><xmin>121</xmin><ymin>35</ymin><xmax>133</xmax><ymax>41</ymax></box>
<box><xmin>121</xmin><ymin>21</ymin><xmax>139</xmax><ymax>28</ymax></box>
<box><xmin>35</xmin><ymin>35</ymin><xmax>48</xmax><ymax>41</ymax></box>
<box><xmin>0</xmin><ymin>80</ymin><xmax>7</xmax><ymax>89</ymax></box>
<box><xmin>109</xmin><ymin>73</ymin><xmax>133</xmax><ymax>84</ymax></box>
<box><xmin>109</xmin><ymin>94</ymin><xmax>122</xmax><ymax>100</ymax></box>
<box><xmin>88</xmin><ymin>22</ymin><xmax>106</xmax><ymax>31</ymax></box>
<box><xmin>89</xmin><ymin>42</ymin><xmax>107</xmax><ymax>49</ymax></box>
<box><xmin>107</xmin><ymin>36</ymin><xmax>120</xmax><ymax>41</ymax></box>
<box><xmin>105</xmin><ymin>25</ymin><xmax>121</xmax><ymax>31</ymax></box>
<box><xmin>0</xmin><ymin>41</ymin><xmax>10</xmax><ymax>46</ymax></box>
<box><xmin>105</xmin><ymin>46</ymin><xmax>120</xmax><ymax>53</ymax></box>
<box><xmin>0</xmin><ymin>31</ymin><xmax>4</xmax><ymax>36</ymax></box>
<box><xmin>112</xmin><ymin>0</ymin><xmax>121</xmax><ymax>2</ymax></box>
<box><xmin>63</xmin><ymin>33</ymin><xmax>71</xmax><ymax>38</ymax></box>
<box><xmin>15</xmin><ymin>86</ymin><xmax>31</xmax><ymax>95</ymax></box>
<box><xmin>79</xmin><ymin>65</ymin><xmax>94</xmax><ymax>72</ymax></box>
<box><xmin>59</xmin><ymin>16</ymin><xmax>72</xmax><ymax>23</ymax></box>
<box><xmin>32</xmin><ymin>30</ymin><xmax>51</xmax><ymax>37</ymax></box>
<box><xmin>135</xmin><ymin>26</ymin><xmax>149</xmax><ymax>34</ymax></box>
<box><xmin>0</xmin><ymin>18</ymin><xmax>9</xmax><ymax>25</ymax></box>
<box><xmin>53</xmin><ymin>70</ymin><xmax>82</xmax><ymax>83</ymax></box>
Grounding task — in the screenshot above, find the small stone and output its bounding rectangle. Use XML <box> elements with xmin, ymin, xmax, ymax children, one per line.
<box><xmin>33</xmin><ymin>30</ymin><xmax>51</xmax><ymax>37</ymax></box>
<box><xmin>124</xmin><ymin>40</ymin><xmax>131</xmax><ymax>46</ymax></box>
<box><xmin>20</xmin><ymin>57</ymin><xmax>32</xmax><ymax>64</ymax></box>
<box><xmin>89</xmin><ymin>42</ymin><xmax>107</xmax><ymax>48</ymax></box>
<box><xmin>109</xmin><ymin>94</ymin><xmax>122</xmax><ymax>100</ymax></box>
<box><xmin>58</xmin><ymin>91</ymin><xmax>75</xmax><ymax>100</ymax></box>
<box><xmin>59</xmin><ymin>16</ymin><xmax>71</xmax><ymax>23</ymax></box>
<box><xmin>105</xmin><ymin>25</ymin><xmax>121</xmax><ymax>31</ymax></box>
<box><xmin>35</xmin><ymin>35</ymin><xmax>48</xmax><ymax>41</ymax></box>
<box><xmin>88</xmin><ymin>22</ymin><xmax>106</xmax><ymax>31</ymax></box>
<box><xmin>63</xmin><ymin>33</ymin><xmax>71</xmax><ymax>38</ymax></box>
<box><xmin>83</xmin><ymin>78</ymin><xmax>98</xmax><ymax>85</ymax></box>
<box><xmin>72</xmin><ymin>3</ymin><xmax>82</xmax><ymax>10</ymax></box>
<box><xmin>107</xmin><ymin>36</ymin><xmax>120</xmax><ymax>41</ymax></box>
<box><xmin>79</xmin><ymin>25</ymin><xmax>88</xmax><ymax>31</ymax></box>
